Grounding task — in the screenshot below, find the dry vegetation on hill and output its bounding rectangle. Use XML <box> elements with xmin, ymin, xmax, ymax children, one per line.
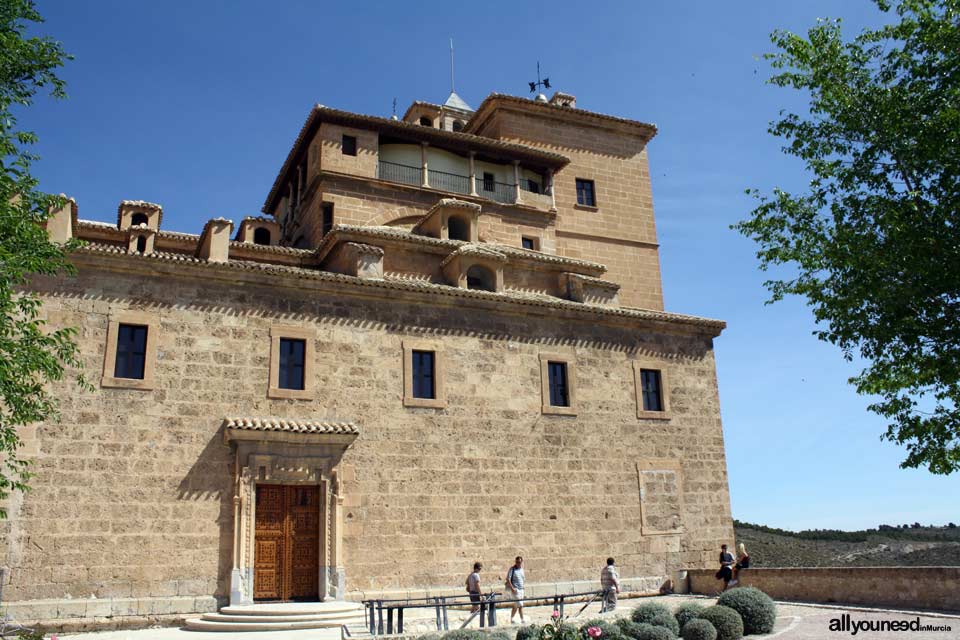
<box><xmin>734</xmin><ymin>521</ymin><xmax>960</xmax><ymax>567</ymax></box>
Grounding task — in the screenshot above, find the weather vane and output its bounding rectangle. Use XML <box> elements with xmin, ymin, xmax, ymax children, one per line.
<box><xmin>392</xmin><ymin>97</ymin><xmax>397</xmax><ymax>118</ymax></box>
<box><xmin>528</xmin><ymin>62</ymin><xmax>551</xmax><ymax>94</ymax></box>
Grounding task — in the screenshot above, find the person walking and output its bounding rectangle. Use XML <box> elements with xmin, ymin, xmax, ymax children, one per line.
<box><xmin>466</xmin><ymin>562</ymin><xmax>482</xmax><ymax>613</ymax></box>
<box><xmin>600</xmin><ymin>557</ymin><xmax>620</xmax><ymax>612</ymax></box>
<box><xmin>505</xmin><ymin>556</ymin><xmax>526</xmax><ymax>624</ymax></box>
<box><xmin>715</xmin><ymin>544</ymin><xmax>735</xmax><ymax>591</ymax></box>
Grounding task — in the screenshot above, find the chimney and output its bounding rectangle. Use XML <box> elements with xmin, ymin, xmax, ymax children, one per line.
<box><xmin>46</xmin><ymin>195</ymin><xmax>76</xmax><ymax>244</ymax></box>
<box><xmin>549</xmin><ymin>92</ymin><xmax>577</xmax><ymax>109</ymax></box>
<box><xmin>197</xmin><ymin>217</ymin><xmax>234</xmax><ymax>263</ymax></box>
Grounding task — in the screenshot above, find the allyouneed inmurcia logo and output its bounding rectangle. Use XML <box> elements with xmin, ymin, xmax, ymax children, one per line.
<box><xmin>829</xmin><ymin>613</ymin><xmax>953</xmax><ymax>635</ymax></box>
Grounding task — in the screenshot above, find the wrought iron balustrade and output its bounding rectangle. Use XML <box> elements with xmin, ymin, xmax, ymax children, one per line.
<box><xmin>476</xmin><ymin>177</ymin><xmax>517</xmax><ymax>204</ymax></box>
<box><xmin>428</xmin><ymin>169</ymin><xmax>471</xmax><ymax>195</ymax></box>
<box><xmin>378</xmin><ymin>160</ymin><xmax>422</xmax><ymax>187</ymax></box>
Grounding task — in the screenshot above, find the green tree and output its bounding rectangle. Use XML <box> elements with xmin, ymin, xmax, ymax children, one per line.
<box><xmin>735</xmin><ymin>0</ymin><xmax>960</xmax><ymax>474</ymax></box>
<box><xmin>0</xmin><ymin>0</ymin><xmax>86</xmax><ymax>517</ymax></box>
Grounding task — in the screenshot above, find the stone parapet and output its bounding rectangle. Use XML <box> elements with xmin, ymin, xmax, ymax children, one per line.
<box><xmin>688</xmin><ymin>567</ymin><xmax>960</xmax><ymax>612</ymax></box>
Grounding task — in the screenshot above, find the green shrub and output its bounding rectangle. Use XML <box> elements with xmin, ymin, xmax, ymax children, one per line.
<box><xmin>630</xmin><ymin>602</ymin><xmax>672</xmax><ymax>625</ymax></box>
<box><xmin>681</xmin><ymin>619</ymin><xmax>718</xmax><ymax>640</ymax></box>
<box><xmin>443</xmin><ymin>631</ymin><xmax>485</xmax><ymax>640</ymax></box>
<box><xmin>629</xmin><ymin>623</ymin><xmax>674</xmax><ymax>640</ymax></box>
<box><xmin>578</xmin><ymin>618</ymin><xmax>624</xmax><ymax>640</ymax></box>
<box><xmin>674</xmin><ymin>602</ymin><xmax>705</xmax><ymax>630</ymax></box>
<box><xmin>615</xmin><ymin>619</ymin><xmax>644</xmax><ymax>639</ymax></box>
<box><xmin>516</xmin><ymin>625</ymin><xmax>543</xmax><ymax>640</ymax></box>
<box><xmin>647</xmin><ymin>611</ymin><xmax>679</xmax><ymax>637</ymax></box>
<box><xmin>488</xmin><ymin>632</ymin><xmax>512</xmax><ymax>640</ymax></box>
<box><xmin>717</xmin><ymin>587</ymin><xmax>776</xmax><ymax>635</ymax></box>
<box><xmin>698</xmin><ymin>605</ymin><xmax>743</xmax><ymax>640</ymax></box>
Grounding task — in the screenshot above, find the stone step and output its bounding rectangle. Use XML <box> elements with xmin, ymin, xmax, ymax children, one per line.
<box><xmin>220</xmin><ymin>601</ymin><xmax>365</xmax><ymax>616</ymax></box>
<box><xmin>200</xmin><ymin>612</ymin><xmax>366</xmax><ymax>624</ymax></box>
<box><xmin>184</xmin><ymin>618</ymin><xmax>350</xmax><ymax>632</ymax></box>
<box><xmin>184</xmin><ymin>601</ymin><xmax>368</xmax><ymax>632</ymax></box>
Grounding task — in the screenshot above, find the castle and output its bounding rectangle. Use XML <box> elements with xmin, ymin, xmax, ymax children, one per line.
<box><xmin>0</xmin><ymin>89</ymin><xmax>733</xmax><ymax>631</ymax></box>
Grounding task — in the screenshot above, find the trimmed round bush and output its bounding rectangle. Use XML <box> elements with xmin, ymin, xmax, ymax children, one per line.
<box><xmin>630</xmin><ymin>623</ymin><xmax>674</xmax><ymax>640</ymax></box>
<box><xmin>443</xmin><ymin>631</ymin><xmax>485</xmax><ymax>640</ymax></box>
<box><xmin>647</xmin><ymin>611</ymin><xmax>680</xmax><ymax>637</ymax></box>
<box><xmin>698</xmin><ymin>605</ymin><xmax>743</xmax><ymax>640</ymax></box>
<box><xmin>674</xmin><ymin>602</ymin><xmax>705</xmax><ymax>630</ymax></box>
<box><xmin>516</xmin><ymin>625</ymin><xmax>543</xmax><ymax>640</ymax></box>
<box><xmin>681</xmin><ymin>619</ymin><xmax>717</xmax><ymax>640</ymax></box>
<box><xmin>578</xmin><ymin>618</ymin><xmax>624</xmax><ymax>640</ymax></box>
<box><xmin>717</xmin><ymin>587</ymin><xmax>776</xmax><ymax>635</ymax></box>
<box><xmin>488</xmin><ymin>632</ymin><xmax>512</xmax><ymax>640</ymax></box>
<box><xmin>615</xmin><ymin>619</ymin><xmax>645</xmax><ymax>639</ymax></box>
<box><xmin>630</xmin><ymin>602</ymin><xmax>672</xmax><ymax>625</ymax></box>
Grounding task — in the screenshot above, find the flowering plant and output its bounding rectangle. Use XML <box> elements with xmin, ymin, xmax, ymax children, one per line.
<box><xmin>586</xmin><ymin>627</ymin><xmax>602</xmax><ymax>638</ymax></box>
<box><xmin>540</xmin><ymin>612</ymin><xmax>579</xmax><ymax>640</ymax></box>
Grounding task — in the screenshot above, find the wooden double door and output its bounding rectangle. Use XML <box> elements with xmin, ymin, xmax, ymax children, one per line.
<box><xmin>254</xmin><ymin>485</ymin><xmax>321</xmax><ymax>601</ymax></box>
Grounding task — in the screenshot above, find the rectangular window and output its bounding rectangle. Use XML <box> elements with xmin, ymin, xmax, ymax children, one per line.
<box><xmin>483</xmin><ymin>172</ymin><xmax>495</xmax><ymax>192</ymax></box>
<box><xmin>547</xmin><ymin>361</ymin><xmax>569</xmax><ymax>407</ymax></box>
<box><xmin>576</xmin><ymin>178</ymin><xmax>596</xmax><ymax>206</ymax></box>
<box><xmin>527</xmin><ymin>179</ymin><xmax>540</xmax><ymax>194</ymax></box>
<box><xmin>640</xmin><ymin>369</ymin><xmax>663</xmax><ymax>412</ymax></box>
<box><xmin>278</xmin><ymin>338</ymin><xmax>306</xmax><ymax>390</ymax></box>
<box><xmin>114</xmin><ymin>324</ymin><xmax>148</xmax><ymax>380</ymax></box>
<box><xmin>341</xmin><ymin>135</ymin><xmax>357</xmax><ymax>156</ymax></box>
<box><xmin>521</xmin><ymin>236</ymin><xmax>536</xmax><ymax>251</ymax></box>
<box><xmin>411</xmin><ymin>350</ymin><xmax>436</xmax><ymax>399</ymax></box>
<box><xmin>322</xmin><ymin>202</ymin><xmax>334</xmax><ymax>237</ymax></box>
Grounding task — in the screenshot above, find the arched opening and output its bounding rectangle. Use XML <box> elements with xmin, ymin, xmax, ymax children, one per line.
<box><xmin>253</xmin><ymin>227</ymin><xmax>271</xmax><ymax>245</ymax></box>
<box><xmin>447</xmin><ymin>215</ymin><xmax>470</xmax><ymax>242</ymax></box>
<box><xmin>135</xmin><ymin>235</ymin><xmax>147</xmax><ymax>254</ymax></box>
<box><xmin>466</xmin><ymin>265</ymin><xmax>495</xmax><ymax>292</ymax></box>
<box><xmin>419</xmin><ymin>116</ymin><xmax>433</xmax><ymax>127</ymax></box>
<box><xmin>131</xmin><ymin>212</ymin><xmax>149</xmax><ymax>227</ymax></box>
<box><xmin>452</xmin><ymin>120</ymin><xmax>464</xmax><ymax>132</ymax></box>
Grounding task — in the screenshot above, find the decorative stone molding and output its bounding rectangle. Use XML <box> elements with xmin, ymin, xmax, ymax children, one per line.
<box><xmin>324</xmin><ymin>241</ymin><xmax>384</xmax><ymax>279</ymax></box>
<box><xmin>117</xmin><ymin>200</ymin><xmax>162</xmax><ymax>231</ymax></box>
<box><xmin>197</xmin><ymin>217</ymin><xmax>233</xmax><ymax>263</ymax></box>
<box><xmin>561</xmin><ymin>272</ymin><xmax>620</xmax><ymax>307</ymax></box>
<box><xmin>413</xmin><ymin>198</ymin><xmax>481</xmax><ymax>242</ymax></box>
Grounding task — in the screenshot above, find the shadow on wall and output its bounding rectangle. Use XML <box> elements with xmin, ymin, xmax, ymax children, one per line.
<box><xmin>177</xmin><ymin>422</ymin><xmax>234</xmax><ymax>601</ymax></box>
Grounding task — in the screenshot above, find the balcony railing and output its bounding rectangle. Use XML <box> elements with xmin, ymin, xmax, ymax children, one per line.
<box><xmin>378</xmin><ymin>160</ymin><xmax>422</xmax><ymax>187</ymax></box>
<box><xmin>377</xmin><ymin>160</ymin><xmax>551</xmax><ymax>208</ymax></box>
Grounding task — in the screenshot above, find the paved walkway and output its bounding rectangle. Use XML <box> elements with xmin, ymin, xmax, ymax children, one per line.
<box><xmin>61</xmin><ymin>595</ymin><xmax>960</xmax><ymax>640</ymax></box>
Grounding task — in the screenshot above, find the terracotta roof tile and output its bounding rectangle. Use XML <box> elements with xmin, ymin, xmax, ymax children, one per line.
<box><xmin>224</xmin><ymin>417</ymin><xmax>359</xmax><ymax>435</ymax></box>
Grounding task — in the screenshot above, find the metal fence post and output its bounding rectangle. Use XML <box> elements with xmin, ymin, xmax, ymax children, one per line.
<box><xmin>442</xmin><ymin>596</ymin><xmax>449</xmax><ymax>631</ymax></box>
<box><xmin>479</xmin><ymin>601</ymin><xmax>486</xmax><ymax>628</ymax></box>
<box><xmin>367</xmin><ymin>602</ymin><xmax>376</xmax><ymax>635</ymax></box>
<box><xmin>398</xmin><ymin>607</ymin><xmax>404</xmax><ymax>634</ymax></box>
<box><xmin>377</xmin><ymin>600</ymin><xmax>384</xmax><ymax>636</ymax></box>
<box><xmin>435</xmin><ymin>597</ymin><xmax>442</xmax><ymax>631</ymax></box>
<box><xmin>387</xmin><ymin>607</ymin><xmax>394</xmax><ymax>635</ymax></box>
<box><xmin>488</xmin><ymin>594</ymin><xmax>497</xmax><ymax>627</ymax></box>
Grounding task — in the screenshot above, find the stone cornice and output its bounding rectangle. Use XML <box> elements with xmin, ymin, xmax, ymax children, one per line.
<box><xmin>69</xmin><ymin>244</ymin><xmax>725</xmax><ymax>336</ymax></box>
<box><xmin>440</xmin><ymin>244</ymin><xmax>507</xmax><ymax>268</ymax></box>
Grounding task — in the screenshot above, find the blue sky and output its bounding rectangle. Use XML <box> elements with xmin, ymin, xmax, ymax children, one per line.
<box><xmin>27</xmin><ymin>1</ymin><xmax>958</xmax><ymax>530</ymax></box>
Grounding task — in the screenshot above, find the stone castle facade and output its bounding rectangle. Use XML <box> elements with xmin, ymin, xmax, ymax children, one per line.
<box><xmin>0</xmin><ymin>90</ymin><xmax>733</xmax><ymax>630</ymax></box>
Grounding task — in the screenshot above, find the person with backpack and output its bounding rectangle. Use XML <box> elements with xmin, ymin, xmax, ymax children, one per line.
<box><xmin>505</xmin><ymin>556</ymin><xmax>526</xmax><ymax>624</ymax></box>
<box><xmin>465</xmin><ymin>562</ymin><xmax>482</xmax><ymax>613</ymax></box>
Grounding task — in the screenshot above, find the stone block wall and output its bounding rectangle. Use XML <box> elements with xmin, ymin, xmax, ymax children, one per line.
<box><xmin>0</xmin><ymin>262</ymin><xmax>732</xmax><ymax>623</ymax></box>
<box><xmin>688</xmin><ymin>567</ymin><xmax>960</xmax><ymax>612</ymax></box>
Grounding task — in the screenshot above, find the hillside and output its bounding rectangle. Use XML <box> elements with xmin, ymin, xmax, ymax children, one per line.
<box><xmin>734</xmin><ymin>520</ymin><xmax>960</xmax><ymax>567</ymax></box>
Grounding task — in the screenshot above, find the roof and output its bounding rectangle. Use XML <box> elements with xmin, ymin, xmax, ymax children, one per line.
<box><xmin>465</xmin><ymin>93</ymin><xmax>658</xmax><ymax>141</ymax></box>
<box><xmin>443</xmin><ymin>91</ymin><xmax>473</xmax><ymax>112</ymax></box>
<box><xmin>224</xmin><ymin>417</ymin><xmax>360</xmax><ymax>435</ymax></box>
<box><xmin>262</xmin><ymin>104</ymin><xmax>569</xmax><ymax>215</ymax></box>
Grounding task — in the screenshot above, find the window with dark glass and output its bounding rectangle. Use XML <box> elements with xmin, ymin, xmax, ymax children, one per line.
<box><xmin>115</xmin><ymin>324</ymin><xmax>148</xmax><ymax>380</ymax></box>
<box><xmin>411</xmin><ymin>350</ymin><xmax>435</xmax><ymax>399</ymax></box>
<box><xmin>521</xmin><ymin>237</ymin><xmax>536</xmax><ymax>251</ymax></box>
<box><xmin>576</xmin><ymin>178</ymin><xmax>596</xmax><ymax>206</ymax></box>
<box><xmin>452</xmin><ymin>120</ymin><xmax>464</xmax><ymax>132</ymax></box>
<box><xmin>547</xmin><ymin>361</ymin><xmax>569</xmax><ymax>407</ymax></box>
<box><xmin>640</xmin><ymin>369</ymin><xmax>663</xmax><ymax>412</ymax></box>
<box><xmin>278</xmin><ymin>338</ymin><xmax>306</xmax><ymax>390</ymax></box>
<box><xmin>483</xmin><ymin>172</ymin><xmax>495</xmax><ymax>192</ymax></box>
<box><xmin>342</xmin><ymin>135</ymin><xmax>357</xmax><ymax>156</ymax></box>
<box><xmin>322</xmin><ymin>203</ymin><xmax>334</xmax><ymax>237</ymax></box>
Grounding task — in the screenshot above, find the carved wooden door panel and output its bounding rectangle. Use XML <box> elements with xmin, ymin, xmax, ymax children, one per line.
<box><xmin>254</xmin><ymin>485</ymin><xmax>320</xmax><ymax>601</ymax></box>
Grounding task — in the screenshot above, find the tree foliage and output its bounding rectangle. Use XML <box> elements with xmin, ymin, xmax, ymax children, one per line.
<box><xmin>0</xmin><ymin>0</ymin><xmax>85</xmax><ymax>517</ymax></box>
<box><xmin>735</xmin><ymin>0</ymin><xmax>960</xmax><ymax>473</ymax></box>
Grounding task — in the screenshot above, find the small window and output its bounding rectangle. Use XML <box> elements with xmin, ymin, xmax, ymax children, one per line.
<box><xmin>452</xmin><ymin>120</ymin><xmax>464</xmax><ymax>132</ymax></box>
<box><xmin>322</xmin><ymin>203</ymin><xmax>334</xmax><ymax>237</ymax></box>
<box><xmin>521</xmin><ymin>236</ymin><xmax>537</xmax><ymax>251</ymax></box>
<box><xmin>411</xmin><ymin>350</ymin><xmax>436</xmax><ymax>399</ymax></box>
<box><xmin>131</xmin><ymin>212</ymin><xmax>149</xmax><ymax>227</ymax></box>
<box><xmin>547</xmin><ymin>362</ymin><xmax>569</xmax><ymax>407</ymax></box>
<box><xmin>253</xmin><ymin>227</ymin><xmax>271</xmax><ymax>245</ymax></box>
<box><xmin>115</xmin><ymin>324</ymin><xmax>148</xmax><ymax>380</ymax></box>
<box><xmin>135</xmin><ymin>235</ymin><xmax>147</xmax><ymax>254</ymax></box>
<box><xmin>278</xmin><ymin>338</ymin><xmax>306</xmax><ymax>390</ymax></box>
<box><xmin>342</xmin><ymin>135</ymin><xmax>357</xmax><ymax>156</ymax></box>
<box><xmin>576</xmin><ymin>178</ymin><xmax>596</xmax><ymax>206</ymax></box>
<box><xmin>419</xmin><ymin>116</ymin><xmax>433</xmax><ymax>127</ymax></box>
<box><xmin>448</xmin><ymin>215</ymin><xmax>470</xmax><ymax>241</ymax></box>
<box><xmin>640</xmin><ymin>369</ymin><xmax>663</xmax><ymax>412</ymax></box>
<box><xmin>482</xmin><ymin>172</ymin><xmax>495</xmax><ymax>192</ymax></box>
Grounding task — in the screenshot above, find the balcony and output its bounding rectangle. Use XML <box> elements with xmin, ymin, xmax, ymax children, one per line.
<box><xmin>377</xmin><ymin>160</ymin><xmax>551</xmax><ymax>209</ymax></box>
